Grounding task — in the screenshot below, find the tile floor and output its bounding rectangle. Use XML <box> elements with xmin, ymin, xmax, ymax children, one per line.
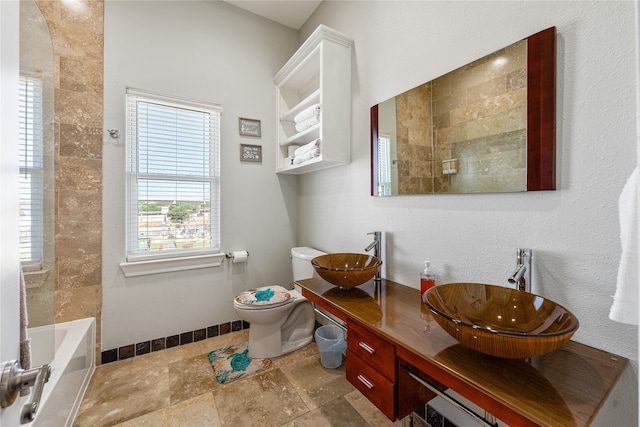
<box><xmin>74</xmin><ymin>329</ymin><xmax>409</xmax><ymax>427</ymax></box>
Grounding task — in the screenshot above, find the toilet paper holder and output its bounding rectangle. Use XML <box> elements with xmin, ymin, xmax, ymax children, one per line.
<box><xmin>225</xmin><ymin>251</ymin><xmax>249</xmax><ymax>259</ymax></box>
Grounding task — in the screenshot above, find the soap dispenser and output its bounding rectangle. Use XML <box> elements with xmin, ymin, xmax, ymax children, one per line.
<box><xmin>420</xmin><ymin>261</ymin><xmax>436</xmax><ymax>300</ymax></box>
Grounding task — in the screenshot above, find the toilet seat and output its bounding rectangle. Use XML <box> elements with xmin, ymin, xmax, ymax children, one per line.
<box><xmin>234</xmin><ymin>286</ymin><xmax>293</xmax><ymax>310</ymax></box>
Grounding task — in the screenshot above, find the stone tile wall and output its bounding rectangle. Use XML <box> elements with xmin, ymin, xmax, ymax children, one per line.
<box><xmin>35</xmin><ymin>0</ymin><xmax>104</xmax><ymax>361</ymax></box>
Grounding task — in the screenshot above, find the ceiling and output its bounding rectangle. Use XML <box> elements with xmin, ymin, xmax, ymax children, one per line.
<box><xmin>223</xmin><ymin>1</ymin><xmax>322</xmax><ymax>30</ymax></box>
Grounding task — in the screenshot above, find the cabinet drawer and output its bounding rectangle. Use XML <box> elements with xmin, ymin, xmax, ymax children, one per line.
<box><xmin>347</xmin><ymin>320</ymin><xmax>395</xmax><ymax>381</ymax></box>
<box><xmin>346</xmin><ymin>350</ymin><xmax>395</xmax><ymax>421</ymax></box>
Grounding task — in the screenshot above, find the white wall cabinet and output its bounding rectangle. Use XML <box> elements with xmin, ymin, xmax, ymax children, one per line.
<box><xmin>273</xmin><ymin>25</ymin><xmax>353</xmax><ymax>174</ymax></box>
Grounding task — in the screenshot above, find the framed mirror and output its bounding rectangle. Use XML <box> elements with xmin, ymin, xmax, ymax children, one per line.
<box><xmin>371</xmin><ymin>27</ymin><xmax>556</xmax><ymax>196</ymax></box>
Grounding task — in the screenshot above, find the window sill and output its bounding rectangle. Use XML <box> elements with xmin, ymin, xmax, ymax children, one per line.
<box><xmin>120</xmin><ymin>253</ymin><xmax>226</xmax><ymax>277</ymax></box>
<box><xmin>21</xmin><ymin>262</ymin><xmax>43</xmax><ymax>273</ymax></box>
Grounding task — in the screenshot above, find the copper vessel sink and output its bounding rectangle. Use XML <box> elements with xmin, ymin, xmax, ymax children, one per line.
<box><xmin>424</xmin><ymin>283</ymin><xmax>579</xmax><ymax>359</ymax></box>
<box><xmin>311</xmin><ymin>253</ymin><xmax>382</xmax><ymax>289</ymax></box>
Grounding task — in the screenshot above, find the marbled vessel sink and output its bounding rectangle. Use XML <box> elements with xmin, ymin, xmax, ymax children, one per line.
<box><xmin>311</xmin><ymin>253</ymin><xmax>382</xmax><ymax>289</ymax></box>
<box><xmin>424</xmin><ymin>283</ymin><xmax>579</xmax><ymax>359</ymax></box>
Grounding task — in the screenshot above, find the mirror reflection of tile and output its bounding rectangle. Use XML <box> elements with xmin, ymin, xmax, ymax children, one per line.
<box><xmin>375</xmin><ymin>37</ymin><xmax>537</xmax><ymax>195</ymax></box>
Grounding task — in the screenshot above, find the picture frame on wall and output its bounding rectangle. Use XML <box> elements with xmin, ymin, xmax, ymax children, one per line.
<box><xmin>239</xmin><ymin>117</ymin><xmax>261</xmax><ymax>137</ymax></box>
<box><xmin>240</xmin><ymin>144</ymin><xmax>262</xmax><ymax>162</ymax></box>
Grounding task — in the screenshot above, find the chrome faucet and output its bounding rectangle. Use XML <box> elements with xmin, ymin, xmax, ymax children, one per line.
<box><xmin>508</xmin><ymin>248</ymin><xmax>532</xmax><ymax>292</ymax></box>
<box><xmin>365</xmin><ymin>231</ymin><xmax>382</xmax><ymax>282</ymax></box>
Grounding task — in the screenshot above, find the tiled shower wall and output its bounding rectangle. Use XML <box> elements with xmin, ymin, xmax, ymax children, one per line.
<box><xmin>35</xmin><ymin>0</ymin><xmax>104</xmax><ymax>361</ymax></box>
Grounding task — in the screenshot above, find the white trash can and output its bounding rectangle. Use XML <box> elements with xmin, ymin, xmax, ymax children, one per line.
<box><xmin>314</xmin><ymin>325</ymin><xmax>346</xmax><ymax>369</ymax></box>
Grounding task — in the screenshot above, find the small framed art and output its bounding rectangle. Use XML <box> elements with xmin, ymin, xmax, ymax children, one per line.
<box><xmin>240</xmin><ymin>144</ymin><xmax>262</xmax><ymax>162</ymax></box>
<box><xmin>239</xmin><ymin>117</ymin><xmax>261</xmax><ymax>137</ymax></box>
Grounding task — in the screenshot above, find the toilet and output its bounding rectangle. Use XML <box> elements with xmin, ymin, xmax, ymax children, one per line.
<box><xmin>233</xmin><ymin>247</ymin><xmax>326</xmax><ymax>358</ymax></box>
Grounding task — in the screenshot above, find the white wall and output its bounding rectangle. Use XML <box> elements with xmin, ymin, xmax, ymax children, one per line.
<box><xmin>102</xmin><ymin>1</ymin><xmax>300</xmax><ymax>350</ymax></box>
<box><xmin>299</xmin><ymin>1</ymin><xmax>638</xmax><ymax>424</ymax></box>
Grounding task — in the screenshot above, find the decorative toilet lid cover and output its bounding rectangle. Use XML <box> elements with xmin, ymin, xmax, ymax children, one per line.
<box><xmin>235</xmin><ymin>285</ymin><xmax>292</xmax><ymax>307</ymax></box>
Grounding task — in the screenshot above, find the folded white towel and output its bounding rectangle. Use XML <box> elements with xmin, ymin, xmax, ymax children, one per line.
<box><xmin>294</xmin><ymin>103</ymin><xmax>321</xmax><ymax>123</ymax></box>
<box><xmin>295</xmin><ymin>116</ymin><xmax>320</xmax><ymax>133</ymax></box>
<box><xmin>294</xmin><ymin>139</ymin><xmax>320</xmax><ymax>157</ymax></box>
<box><xmin>293</xmin><ymin>148</ymin><xmax>320</xmax><ymax>165</ymax></box>
<box><xmin>609</xmin><ymin>167</ymin><xmax>639</xmax><ymax>325</ymax></box>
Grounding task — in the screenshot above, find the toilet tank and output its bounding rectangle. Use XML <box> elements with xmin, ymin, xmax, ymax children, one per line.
<box><xmin>291</xmin><ymin>247</ymin><xmax>326</xmax><ymax>281</ymax></box>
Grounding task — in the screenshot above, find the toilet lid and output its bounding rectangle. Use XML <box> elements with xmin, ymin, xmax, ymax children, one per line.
<box><xmin>235</xmin><ymin>286</ymin><xmax>292</xmax><ymax>308</ymax></box>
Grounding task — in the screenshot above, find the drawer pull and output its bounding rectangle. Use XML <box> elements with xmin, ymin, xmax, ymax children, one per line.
<box><xmin>357</xmin><ymin>375</ymin><xmax>374</xmax><ymax>389</ymax></box>
<box><xmin>358</xmin><ymin>342</ymin><xmax>376</xmax><ymax>354</ymax></box>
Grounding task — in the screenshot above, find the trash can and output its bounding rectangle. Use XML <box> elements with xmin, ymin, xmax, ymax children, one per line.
<box><xmin>315</xmin><ymin>325</ymin><xmax>347</xmax><ymax>369</ymax></box>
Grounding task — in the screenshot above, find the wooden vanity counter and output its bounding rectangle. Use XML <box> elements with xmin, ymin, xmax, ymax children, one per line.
<box><xmin>297</xmin><ymin>277</ymin><xmax>629</xmax><ymax>427</ymax></box>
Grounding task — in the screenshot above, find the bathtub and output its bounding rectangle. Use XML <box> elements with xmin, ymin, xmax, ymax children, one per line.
<box><xmin>27</xmin><ymin>318</ymin><xmax>96</xmax><ymax>427</ymax></box>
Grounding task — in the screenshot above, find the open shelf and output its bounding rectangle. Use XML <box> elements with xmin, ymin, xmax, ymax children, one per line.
<box><xmin>273</xmin><ymin>25</ymin><xmax>353</xmax><ymax>175</ymax></box>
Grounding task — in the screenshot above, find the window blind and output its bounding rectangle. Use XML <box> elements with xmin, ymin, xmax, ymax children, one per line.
<box><xmin>18</xmin><ymin>76</ymin><xmax>44</xmax><ymax>264</ymax></box>
<box><xmin>126</xmin><ymin>89</ymin><xmax>221</xmax><ymax>261</ymax></box>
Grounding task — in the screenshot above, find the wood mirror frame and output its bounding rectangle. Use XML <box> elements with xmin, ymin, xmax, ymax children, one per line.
<box><xmin>371</xmin><ymin>27</ymin><xmax>556</xmax><ymax>196</ymax></box>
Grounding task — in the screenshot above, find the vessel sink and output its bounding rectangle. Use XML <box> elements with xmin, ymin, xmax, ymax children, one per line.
<box><xmin>424</xmin><ymin>283</ymin><xmax>579</xmax><ymax>359</ymax></box>
<box><xmin>311</xmin><ymin>253</ymin><xmax>382</xmax><ymax>289</ymax></box>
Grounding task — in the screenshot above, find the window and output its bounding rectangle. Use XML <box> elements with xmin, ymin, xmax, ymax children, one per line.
<box><xmin>126</xmin><ymin>89</ymin><xmax>221</xmax><ymax>262</ymax></box>
<box><xmin>19</xmin><ymin>76</ymin><xmax>44</xmax><ymax>265</ymax></box>
<box><xmin>377</xmin><ymin>133</ymin><xmax>392</xmax><ymax>196</ymax></box>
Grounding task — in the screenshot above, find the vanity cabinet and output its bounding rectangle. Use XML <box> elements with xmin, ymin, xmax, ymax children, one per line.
<box><xmin>345</xmin><ymin>319</ymin><xmax>396</xmax><ymax>420</ymax></box>
<box><xmin>273</xmin><ymin>25</ymin><xmax>353</xmax><ymax>174</ymax></box>
<box><xmin>297</xmin><ymin>276</ymin><xmax>629</xmax><ymax>427</ymax></box>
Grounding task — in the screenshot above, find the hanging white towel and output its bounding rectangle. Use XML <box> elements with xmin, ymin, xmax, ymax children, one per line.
<box><xmin>294</xmin><ymin>103</ymin><xmax>321</xmax><ymax>123</ymax></box>
<box><xmin>295</xmin><ymin>116</ymin><xmax>320</xmax><ymax>133</ymax></box>
<box><xmin>609</xmin><ymin>167</ymin><xmax>639</xmax><ymax>325</ymax></box>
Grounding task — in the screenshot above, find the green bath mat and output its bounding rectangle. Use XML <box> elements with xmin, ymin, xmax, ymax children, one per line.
<box><xmin>208</xmin><ymin>341</ymin><xmax>272</xmax><ymax>384</ymax></box>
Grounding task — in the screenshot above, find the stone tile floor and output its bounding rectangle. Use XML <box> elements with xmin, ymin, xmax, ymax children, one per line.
<box><xmin>74</xmin><ymin>329</ymin><xmax>407</xmax><ymax>426</ymax></box>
